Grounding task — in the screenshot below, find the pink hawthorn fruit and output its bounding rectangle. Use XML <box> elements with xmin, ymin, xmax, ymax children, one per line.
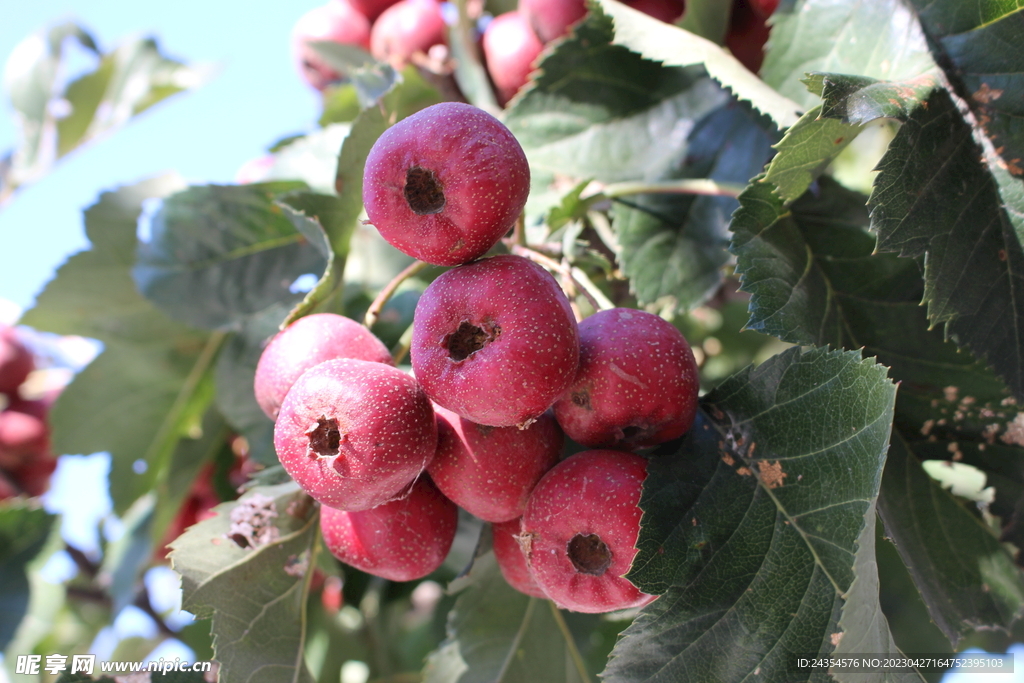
<box><xmin>427</xmin><ymin>404</ymin><xmax>562</xmax><ymax>522</ymax></box>
<box><xmin>411</xmin><ymin>255</ymin><xmax>580</xmax><ymax>427</ymax></box>
<box><xmin>518</xmin><ymin>0</ymin><xmax>587</xmax><ymax>43</ymax></box>
<box><xmin>553</xmin><ymin>308</ymin><xmax>699</xmax><ymax>450</ymax></box>
<box><xmin>320</xmin><ymin>476</ymin><xmax>457</xmax><ymax>581</ymax></box>
<box><xmin>482</xmin><ymin>11</ymin><xmax>545</xmax><ymax>107</ymax></box>
<box><xmin>521</xmin><ymin>449</ymin><xmax>654</xmax><ymax>613</ymax></box>
<box><xmin>725</xmin><ymin>0</ymin><xmax>773</xmax><ymax>73</ymax></box>
<box><xmin>492</xmin><ymin>518</ymin><xmax>547</xmax><ymax>598</ymax></box>
<box><xmin>0</xmin><ymin>408</ymin><xmax>49</xmax><ymax>470</ymax></box>
<box><xmin>370</xmin><ymin>0</ymin><xmax>448</xmax><ymax>69</ymax></box>
<box><xmin>362</xmin><ymin>102</ymin><xmax>530</xmax><ymax>266</ymax></box>
<box><xmin>254</xmin><ymin>313</ymin><xmax>392</xmax><ymax>420</ymax></box>
<box><xmin>273</xmin><ymin>358</ymin><xmax>436</xmax><ymax>511</ymax></box>
<box><xmin>291</xmin><ymin>0</ymin><xmax>373</xmax><ymax>91</ymax></box>
<box><xmin>625</xmin><ymin>0</ymin><xmax>685</xmax><ymax>23</ymax></box>
<box><xmin>0</xmin><ymin>326</ymin><xmax>33</xmax><ymax>397</ymax></box>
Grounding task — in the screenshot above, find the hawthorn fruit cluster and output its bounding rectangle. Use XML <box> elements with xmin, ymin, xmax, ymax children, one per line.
<box><xmin>256</xmin><ymin>103</ymin><xmax>700</xmax><ymax>613</ymax></box>
<box><xmin>0</xmin><ymin>326</ymin><xmax>58</xmax><ymax>499</ymax></box>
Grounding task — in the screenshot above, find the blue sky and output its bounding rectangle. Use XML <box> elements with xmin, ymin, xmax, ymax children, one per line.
<box><xmin>0</xmin><ymin>0</ymin><xmax>330</xmax><ymax>312</ymax></box>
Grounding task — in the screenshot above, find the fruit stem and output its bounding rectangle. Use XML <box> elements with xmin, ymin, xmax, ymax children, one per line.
<box><xmin>391</xmin><ymin>322</ymin><xmax>415</xmax><ymax>365</ymax></box>
<box><xmin>600</xmin><ymin>179</ymin><xmax>746</xmax><ymax>199</ymax></box>
<box><xmin>512</xmin><ymin>212</ymin><xmax>527</xmax><ymax>247</ymax></box>
<box><xmin>548</xmin><ymin>600</ymin><xmax>594</xmax><ymax>683</ymax></box>
<box><xmin>364</xmin><ymin>260</ymin><xmax>429</xmax><ymax>328</ymax></box>
<box><xmin>510</xmin><ymin>245</ymin><xmax>612</xmax><ymax>313</ymax></box>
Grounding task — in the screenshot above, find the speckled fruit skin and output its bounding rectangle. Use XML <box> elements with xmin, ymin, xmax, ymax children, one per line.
<box><xmin>0</xmin><ymin>326</ymin><xmax>33</xmax><ymax>397</ymax></box>
<box><xmin>362</xmin><ymin>103</ymin><xmax>530</xmax><ymax>267</ymax></box>
<box><xmin>291</xmin><ymin>0</ymin><xmax>372</xmax><ymax>91</ymax></box>
<box><xmin>492</xmin><ymin>518</ymin><xmax>547</xmax><ymax>598</ymax></box>
<box><xmin>482</xmin><ymin>11</ymin><xmax>545</xmax><ymax>107</ymax></box>
<box><xmin>518</xmin><ymin>0</ymin><xmax>587</xmax><ymax>43</ymax></box>
<box><xmin>521</xmin><ymin>449</ymin><xmax>654</xmax><ymax>613</ymax></box>
<box><xmin>411</xmin><ymin>255</ymin><xmax>580</xmax><ymax>427</ymax></box>
<box><xmin>320</xmin><ymin>476</ymin><xmax>457</xmax><ymax>581</ymax></box>
<box><xmin>427</xmin><ymin>404</ymin><xmax>562</xmax><ymax>522</ymax></box>
<box><xmin>274</xmin><ymin>358</ymin><xmax>436</xmax><ymax>511</ymax></box>
<box><xmin>254</xmin><ymin>313</ymin><xmax>393</xmax><ymax>420</ymax></box>
<box><xmin>553</xmin><ymin>308</ymin><xmax>699</xmax><ymax>450</ymax></box>
<box><xmin>370</xmin><ymin>0</ymin><xmax>447</xmax><ymax>69</ymax></box>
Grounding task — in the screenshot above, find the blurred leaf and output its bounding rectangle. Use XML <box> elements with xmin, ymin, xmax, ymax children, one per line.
<box><xmin>505</xmin><ymin>10</ymin><xmax>728</xmax><ymax>185</ymax></box>
<box><xmin>0</xmin><ymin>502</ymin><xmax>56</xmax><ymax>650</ymax></box>
<box><xmin>760</xmin><ymin>0</ymin><xmax>934</xmax><ymax>112</ymax></box>
<box><xmin>878</xmin><ymin>435</ymin><xmax>1024</xmax><ymax>647</ymax></box>
<box><xmin>306</xmin><ymin>40</ymin><xmax>401</xmax><ymax>108</ymax></box>
<box><xmin>605</xmin><ymin>346</ymin><xmax>897</xmax><ymax>681</ymax></box>
<box><xmin>213</xmin><ymin>304</ymin><xmax>289</xmax><ymax>466</ymax></box>
<box><xmin>423</xmin><ymin>552</ymin><xmax>588</xmax><ymax>683</ymax></box>
<box><xmin>171</xmin><ymin>483</ymin><xmax>319</xmax><ymax>683</ymax></box>
<box><xmin>21</xmin><ymin>176</ymin><xmax>225</xmax><ymax>515</ymax></box>
<box><xmin>677</xmin><ymin>0</ymin><xmax>732</xmax><ymax>43</ymax></box>
<box><xmin>133</xmin><ymin>182</ymin><xmax>326</xmax><ymax>330</ymax></box>
<box><xmin>593</xmin><ymin>0</ymin><xmax>802</xmax><ymax>129</ymax></box>
<box><xmin>615</xmin><ymin>100</ymin><xmax>777</xmax><ymax>309</ymax></box>
<box><xmin>448</xmin><ymin>0</ymin><xmax>499</xmax><ymax>112</ymax></box>
<box><xmin>263</xmin><ymin>124</ymin><xmax>351</xmax><ymax>195</ymax></box>
<box><xmin>97</xmin><ymin>494</ymin><xmax>155</xmax><ymax>614</ymax></box>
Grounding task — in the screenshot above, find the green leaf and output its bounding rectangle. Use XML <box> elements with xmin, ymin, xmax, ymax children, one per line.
<box><xmin>878</xmin><ymin>434</ymin><xmax>1024</xmax><ymax>646</ymax></box>
<box><xmin>98</xmin><ymin>494</ymin><xmax>156</xmax><ymax>614</ymax></box>
<box><xmin>593</xmin><ymin>0</ymin><xmax>802</xmax><ymax>129</ymax></box>
<box><xmin>423</xmin><ymin>552</ymin><xmax>590</xmax><ymax>683</ymax></box>
<box><xmin>448</xmin><ymin>0</ymin><xmax>500</xmax><ymax>111</ymax></box>
<box><xmin>730</xmin><ymin>173</ymin><xmax>1024</xmax><ymax>645</ymax></box>
<box><xmin>614</xmin><ymin>101</ymin><xmax>777</xmax><ymax>309</ymax></box>
<box><xmin>605</xmin><ymin>346</ymin><xmax>897</xmax><ymax>681</ymax></box>
<box><xmin>676</xmin><ymin>0</ymin><xmax>732</xmax><ymax>44</ymax></box>
<box><xmin>214</xmin><ymin>305</ymin><xmax>289</xmax><ymax>466</ymax></box>
<box><xmin>55</xmin><ymin>36</ymin><xmax>207</xmax><ymax>159</ymax></box>
<box><xmin>905</xmin><ymin>0</ymin><xmax>1024</xmax><ymax>183</ymax></box>
<box><xmin>0</xmin><ymin>502</ymin><xmax>56</xmax><ymax>650</ymax></box>
<box><xmin>133</xmin><ymin>182</ymin><xmax>327</xmax><ymax>330</ymax></box>
<box><xmin>760</xmin><ymin>0</ymin><xmax>935</xmax><ymax>113</ymax></box>
<box><xmin>762</xmin><ymin>105</ymin><xmax>863</xmax><ymax>202</ymax></box>
<box><xmin>504</xmin><ymin>9</ymin><xmax>729</xmax><ymax>185</ymax></box>
<box><xmin>263</xmin><ymin>124</ymin><xmax>351</xmax><ymax>195</ymax></box>
<box><xmin>868</xmin><ymin>88</ymin><xmax>1024</xmax><ymax>400</ymax></box>
<box><xmin>170</xmin><ymin>483</ymin><xmax>319</xmax><ymax>683</ymax></box>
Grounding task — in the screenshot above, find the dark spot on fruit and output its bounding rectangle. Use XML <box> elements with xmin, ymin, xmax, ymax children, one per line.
<box><xmin>405</xmin><ymin>166</ymin><xmax>445</xmax><ymax>215</ymax></box>
<box><xmin>571</xmin><ymin>391</ymin><xmax>591</xmax><ymax>409</ymax></box>
<box><xmin>444</xmin><ymin>321</ymin><xmax>499</xmax><ymax>361</ymax></box>
<box><xmin>307</xmin><ymin>416</ymin><xmax>341</xmax><ymax>456</ymax></box>
<box><xmin>621</xmin><ymin>425</ymin><xmax>645</xmax><ymax>441</ymax></box>
<box><xmin>567</xmin><ymin>533</ymin><xmax>612</xmax><ymax>575</ymax></box>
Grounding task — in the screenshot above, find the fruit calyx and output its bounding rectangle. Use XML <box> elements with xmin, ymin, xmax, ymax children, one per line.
<box><xmin>444</xmin><ymin>320</ymin><xmax>500</xmax><ymax>362</ymax></box>
<box><xmin>567</xmin><ymin>532</ymin><xmax>612</xmax><ymax>575</ymax></box>
<box><xmin>307</xmin><ymin>416</ymin><xmax>342</xmax><ymax>457</ymax></box>
<box><xmin>405</xmin><ymin>166</ymin><xmax>445</xmax><ymax>215</ymax></box>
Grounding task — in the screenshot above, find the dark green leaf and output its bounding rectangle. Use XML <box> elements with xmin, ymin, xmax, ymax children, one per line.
<box><xmin>615</xmin><ymin>100</ymin><xmax>777</xmax><ymax>309</ymax></box>
<box><xmin>906</xmin><ymin>0</ymin><xmax>1024</xmax><ymax>183</ymax></box>
<box><xmin>423</xmin><ymin>552</ymin><xmax>589</xmax><ymax>683</ymax></box>
<box><xmin>170</xmin><ymin>483</ymin><xmax>319</xmax><ymax>683</ymax></box>
<box><xmin>878</xmin><ymin>434</ymin><xmax>1024</xmax><ymax>646</ymax></box>
<box><xmin>605</xmin><ymin>346</ymin><xmax>897</xmax><ymax>681</ymax></box>
<box><xmin>133</xmin><ymin>182</ymin><xmax>326</xmax><ymax>330</ymax></box>
<box><xmin>505</xmin><ymin>9</ymin><xmax>728</xmax><ymax>185</ymax></box>
<box><xmin>214</xmin><ymin>305</ymin><xmax>289</xmax><ymax>466</ymax></box>
<box><xmin>0</xmin><ymin>502</ymin><xmax>56</xmax><ymax>650</ymax></box>
<box><xmin>760</xmin><ymin>0</ymin><xmax>934</xmax><ymax>113</ymax></box>
<box><xmin>763</xmin><ymin>105</ymin><xmax>863</xmax><ymax>202</ymax></box>
<box><xmin>593</xmin><ymin>0</ymin><xmax>802</xmax><ymax>128</ymax></box>
<box><xmin>811</xmin><ymin>72</ymin><xmax>939</xmax><ymax>126</ymax></box>
<box><xmin>868</xmin><ymin>88</ymin><xmax>1024</xmax><ymax>400</ymax></box>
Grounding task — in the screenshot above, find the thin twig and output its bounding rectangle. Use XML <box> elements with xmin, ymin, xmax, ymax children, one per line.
<box><xmin>599</xmin><ymin>179</ymin><xmax>746</xmax><ymax>199</ymax></box>
<box><xmin>364</xmin><ymin>260</ymin><xmax>429</xmax><ymax>328</ymax></box>
<box><xmin>509</xmin><ymin>244</ymin><xmax>608</xmax><ymax>313</ymax></box>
